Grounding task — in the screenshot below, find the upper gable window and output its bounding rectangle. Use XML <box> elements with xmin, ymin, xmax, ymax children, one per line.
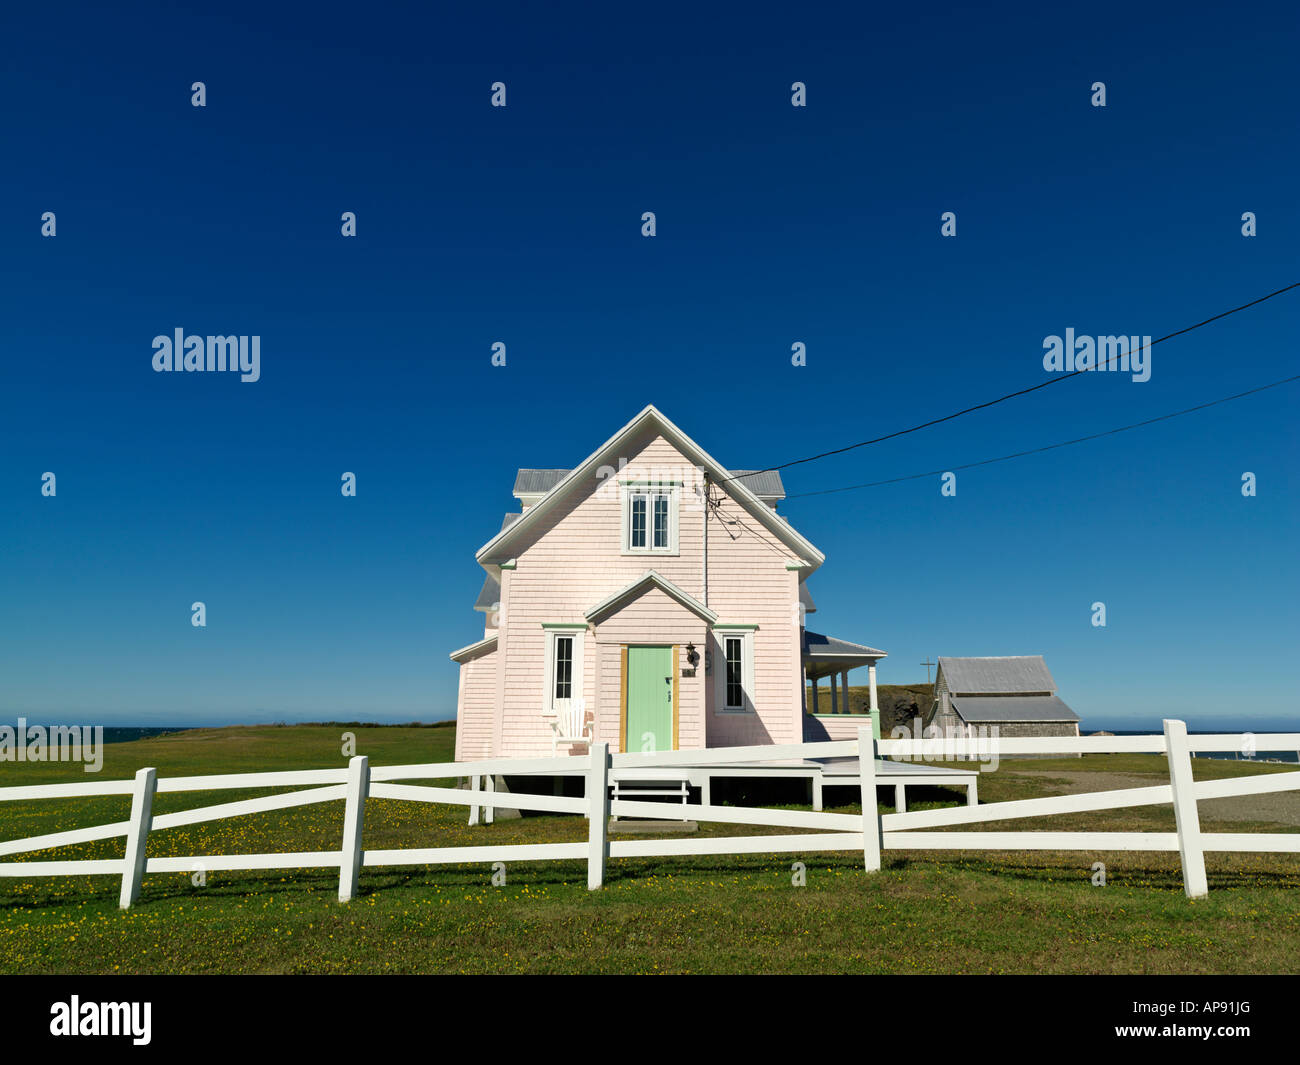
<box><xmin>622</xmin><ymin>483</ymin><xmax>679</xmax><ymax>555</ymax></box>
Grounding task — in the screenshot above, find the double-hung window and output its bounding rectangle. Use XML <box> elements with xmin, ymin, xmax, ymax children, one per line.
<box><xmin>543</xmin><ymin>626</ymin><xmax>585</xmax><ymax>715</ymax></box>
<box><xmin>714</xmin><ymin>628</ymin><xmax>755</xmax><ymax>713</ymax></box>
<box><xmin>623</xmin><ymin>484</ymin><xmax>678</xmax><ymax>554</ymax></box>
<box><xmin>553</xmin><ymin>635</ymin><xmax>574</xmax><ymax>700</ymax></box>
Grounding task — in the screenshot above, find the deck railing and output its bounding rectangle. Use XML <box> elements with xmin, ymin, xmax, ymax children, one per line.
<box><xmin>1</xmin><ymin>720</ymin><xmax>1297</xmax><ymax>907</ymax></box>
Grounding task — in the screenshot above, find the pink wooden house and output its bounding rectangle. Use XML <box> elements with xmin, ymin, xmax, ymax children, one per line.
<box><xmin>450</xmin><ymin>405</ymin><xmax>886</xmax><ymax>761</ymax></box>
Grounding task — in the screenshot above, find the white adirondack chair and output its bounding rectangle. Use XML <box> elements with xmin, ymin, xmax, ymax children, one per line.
<box><xmin>550</xmin><ymin>697</ymin><xmax>592</xmax><ymax>754</ymax></box>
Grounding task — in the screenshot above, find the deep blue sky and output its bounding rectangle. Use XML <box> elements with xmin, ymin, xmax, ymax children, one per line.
<box><xmin>2</xmin><ymin>2</ymin><xmax>1296</xmax><ymax>730</ymax></box>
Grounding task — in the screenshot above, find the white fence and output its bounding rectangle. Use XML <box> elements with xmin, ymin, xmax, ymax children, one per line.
<box><xmin>1</xmin><ymin>720</ymin><xmax>1297</xmax><ymax>907</ymax></box>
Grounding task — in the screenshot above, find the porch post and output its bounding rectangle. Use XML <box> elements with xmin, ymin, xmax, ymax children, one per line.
<box><xmin>468</xmin><ymin>773</ymin><xmax>481</xmax><ymax>826</ymax></box>
<box><xmin>842</xmin><ymin>670</ymin><xmax>851</xmax><ymax>713</ymax></box>
<box><xmin>830</xmin><ymin>673</ymin><xmax>839</xmax><ymax>715</ymax></box>
<box><xmin>867</xmin><ymin>662</ymin><xmax>880</xmax><ymax>740</ymax></box>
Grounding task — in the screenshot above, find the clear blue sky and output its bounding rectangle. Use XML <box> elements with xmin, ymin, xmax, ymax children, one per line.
<box><xmin>2</xmin><ymin>1</ymin><xmax>1296</xmax><ymax>730</ymax></box>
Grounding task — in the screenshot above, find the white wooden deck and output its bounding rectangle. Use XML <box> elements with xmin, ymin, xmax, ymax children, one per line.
<box><xmin>814</xmin><ymin>757</ymin><xmax>979</xmax><ymax>812</ymax></box>
<box><xmin>502</xmin><ymin>757</ymin><xmax>979</xmax><ymax>816</ymax></box>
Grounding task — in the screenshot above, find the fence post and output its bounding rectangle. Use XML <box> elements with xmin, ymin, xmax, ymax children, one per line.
<box><xmin>1164</xmin><ymin>719</ymin><xmax>1207</xmax><ymax>899</ymax></box>
<box><xmin>587</xmin><ymin>742</ymin><xmax>610</xmax><ymax>890</ymax></box>
<box><xmin>485</xmin><ymin>773</ymin><xmax>495</xmax><ymax>825</ymax></box>
<box><xmin>118</xmin><ymin>767</ymin><xmax>157</xmax><ymax>910</ymax></box>
<box><xmin>857</xmin><ymin>727</ymin><xmax>882</xmax><ymax>873</ymax></box>
<box><xmin>468</xmin><ymin>774</ymin><xmax>480</xmax><ymax>826</ymax></box>
<box><xmin>338</xmin><ymin>755</ymin><xmax>369</xmax><ymax>903</ymax></box>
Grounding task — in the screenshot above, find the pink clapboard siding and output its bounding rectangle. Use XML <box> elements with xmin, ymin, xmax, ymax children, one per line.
<box><xmin>454</xmin><ymin>645</ymin><xmax>498</xmax><ymax>762</ymax></box>
<box><xmin>806</xmin><ymin>714</ymin><xmax>872</xmax><ymax>743</ymax></box>
<box><xmin>490</xmin><ymin>425</ymin><xmax>804</xmax><ymax>757</ymax></box>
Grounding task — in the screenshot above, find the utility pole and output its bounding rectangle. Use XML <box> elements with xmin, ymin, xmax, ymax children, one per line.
<box><xmin>920</xmin><ymin>658</ymin><xmax>935</xmax><ymax>685</ymax></box>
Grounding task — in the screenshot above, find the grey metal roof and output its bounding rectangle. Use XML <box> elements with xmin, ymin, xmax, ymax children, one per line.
<box><xmin>474</xmin><ymin>574</ymin><xmax>500</xmax><ymax>612</ymax></box>
<box><xmin>949</xmin><ymin>694</ymin><xmax>1078</xmax><ymax>723</ymax></box>
<box><xmin>473</xmin><ymin>513</ymin><xmax>518</xmax><ymax>611</ymax></box>
<box><xmin>803</xmin><ymin>630</ymin><xmax>887</xmax><ymax>659</ymax></box>
<box><xmin>938</xmin><ymin>655</ymin><xmax>1056</xmax><ymax>694</ymax></box>
<box><xmin>513</xmin><ymin>469</ymin><xmax>570</xmax><ymax>496</ymax></box>
<box><xmin>799</xmin><ymin>582</ymin><xmax>816</xmax><ymax>613</ymax></box>
<box><xmin>729</xmin><ymin>470</ymin><xmax>785</xmax><ymax>500</ymax></box>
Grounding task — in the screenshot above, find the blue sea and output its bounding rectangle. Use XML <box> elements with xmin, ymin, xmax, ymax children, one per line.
<box><xmin>1104</xmin><ymin>729</ymin><xmax>1298</xmax><ymax>764</ymax></box>
<box><xmin>101</xmin><ymin>727</ymin><xmax>194</xmax><ymax>744</ymax></box>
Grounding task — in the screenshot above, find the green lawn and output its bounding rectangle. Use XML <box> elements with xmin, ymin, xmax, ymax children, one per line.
<box><xmin>0</xmin><ymin>725</ymin><xmax>1297</xmax><ymax>974</ymax></box>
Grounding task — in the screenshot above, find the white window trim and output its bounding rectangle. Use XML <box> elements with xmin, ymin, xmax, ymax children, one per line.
<box><xmin>714</xmin><ymin>628</ymin><xmax>755</xmax><ymax>714</ymax></box>
<box><xmin>542</xmin><ymin>627</ymin><xmax>585</xmax><ymax>716</ymax></box>
<box><xmin>620</xmin><ymin>483</ymin><xmax>680</xmax><ymax>556</ymax></box>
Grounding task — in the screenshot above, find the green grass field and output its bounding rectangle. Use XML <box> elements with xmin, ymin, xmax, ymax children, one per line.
<box><xmin>0</xmin><ymin>724</ymin><xmax>1297</xmax><ymax>974</ymax></box>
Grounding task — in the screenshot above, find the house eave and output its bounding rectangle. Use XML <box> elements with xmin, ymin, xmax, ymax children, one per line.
<box><xmin>449</xmin><ymin>634</ymin><xmax>498</xmax><ymax>663</ymax></box>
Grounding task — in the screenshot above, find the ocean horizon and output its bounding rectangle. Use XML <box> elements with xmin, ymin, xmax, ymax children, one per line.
<box><xmin>64</xmin><ymin>721</ymin><xmax>1295</xmax><ymax>764</ymax></box>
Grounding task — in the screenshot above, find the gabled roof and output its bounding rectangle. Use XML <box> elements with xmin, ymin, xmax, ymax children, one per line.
<box><xmin>938</xmin><ymin>655</ymin><xmax>1056</xmax><ymax>694</ymax></box>
<box><xmin>950</xmin><ymin>694</ymin><xmax>1078</xmax><ymax>723</ymax></box>
<box><xmin>585</xmin><ymin>571</ymin><xmax>718</xmax><ymax>625</ymax></box>
<box><xmin>479</xmin><ymin>405</ymin><xmax>823</xmax><ymax>572</ymax></box>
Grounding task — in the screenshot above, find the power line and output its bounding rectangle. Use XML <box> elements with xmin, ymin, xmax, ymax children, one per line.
<box><xmin>716</xmin><ymin>280</ymin><xmax>1300</xmax><ymax>487</ymax></box>
<box><xmin>783</xmin><ymin>373</ymin><xmax>1300</xmax><ymax>499</ymax></box>
<box><xmin>705</xmin><ymin>481</ymin><xmax>793</xmax><ymax>563</ymax></box>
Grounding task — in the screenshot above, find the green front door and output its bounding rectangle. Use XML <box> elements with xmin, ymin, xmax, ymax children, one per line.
<box><xmin>626</xmin><ymin>645</ymin><xmax>674</xmax><ymax>754</ymax></box>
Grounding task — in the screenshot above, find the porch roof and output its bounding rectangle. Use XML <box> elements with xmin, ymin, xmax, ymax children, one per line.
<box><xmin>802</xmin><ymin>629</ymin><xmax>887</xmax><ymax>680</ymax></box>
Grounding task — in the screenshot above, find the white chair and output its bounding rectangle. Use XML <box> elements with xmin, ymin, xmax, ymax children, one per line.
<box><xmin>549</xmin><ymin>697</ymin><xmax>593</xmax><ymax>754</ymax></box>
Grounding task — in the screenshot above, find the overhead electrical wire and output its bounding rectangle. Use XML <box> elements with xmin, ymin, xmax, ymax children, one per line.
<box><xmin>782</xmin><ymin>373</ymin><xmax>1300</xmax><ymax>499</ymax></box>
<box><xmin>714</xmin><ymin>280</ymin><xmax>1300</xmax><ymax>488</ymax></box>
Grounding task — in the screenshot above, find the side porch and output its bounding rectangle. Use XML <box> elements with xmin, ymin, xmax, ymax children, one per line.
<box><xmin>802</xmin><ymin>629</ymin><xmax>887</xmax><ymax>740</ymax></box>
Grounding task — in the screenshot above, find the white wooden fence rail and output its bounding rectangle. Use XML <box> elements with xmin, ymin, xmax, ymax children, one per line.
<box><xmin>0</xmin><ymin>721</ymin><xmax>1297</xmax><ymax>907</ymax></box>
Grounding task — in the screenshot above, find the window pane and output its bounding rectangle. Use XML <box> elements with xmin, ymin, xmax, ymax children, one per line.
<box><xmin>630</xmin><ymin>496</ymin><xmax>646</xmax><ymax>548</ymax></box>
<box><xmin>653</xmin><ymin>494</ymin><xmax>669</xmax><ymax>548</ymax></box>
<box><xmin>725</xmin><ymin>636</ymin><xmax>743</xmax><ymax>708</ymax></box>
<box><xmin>554</xmin><ymin>636</ymin><xmax>572</xmax><ymax>699</ymax></box>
